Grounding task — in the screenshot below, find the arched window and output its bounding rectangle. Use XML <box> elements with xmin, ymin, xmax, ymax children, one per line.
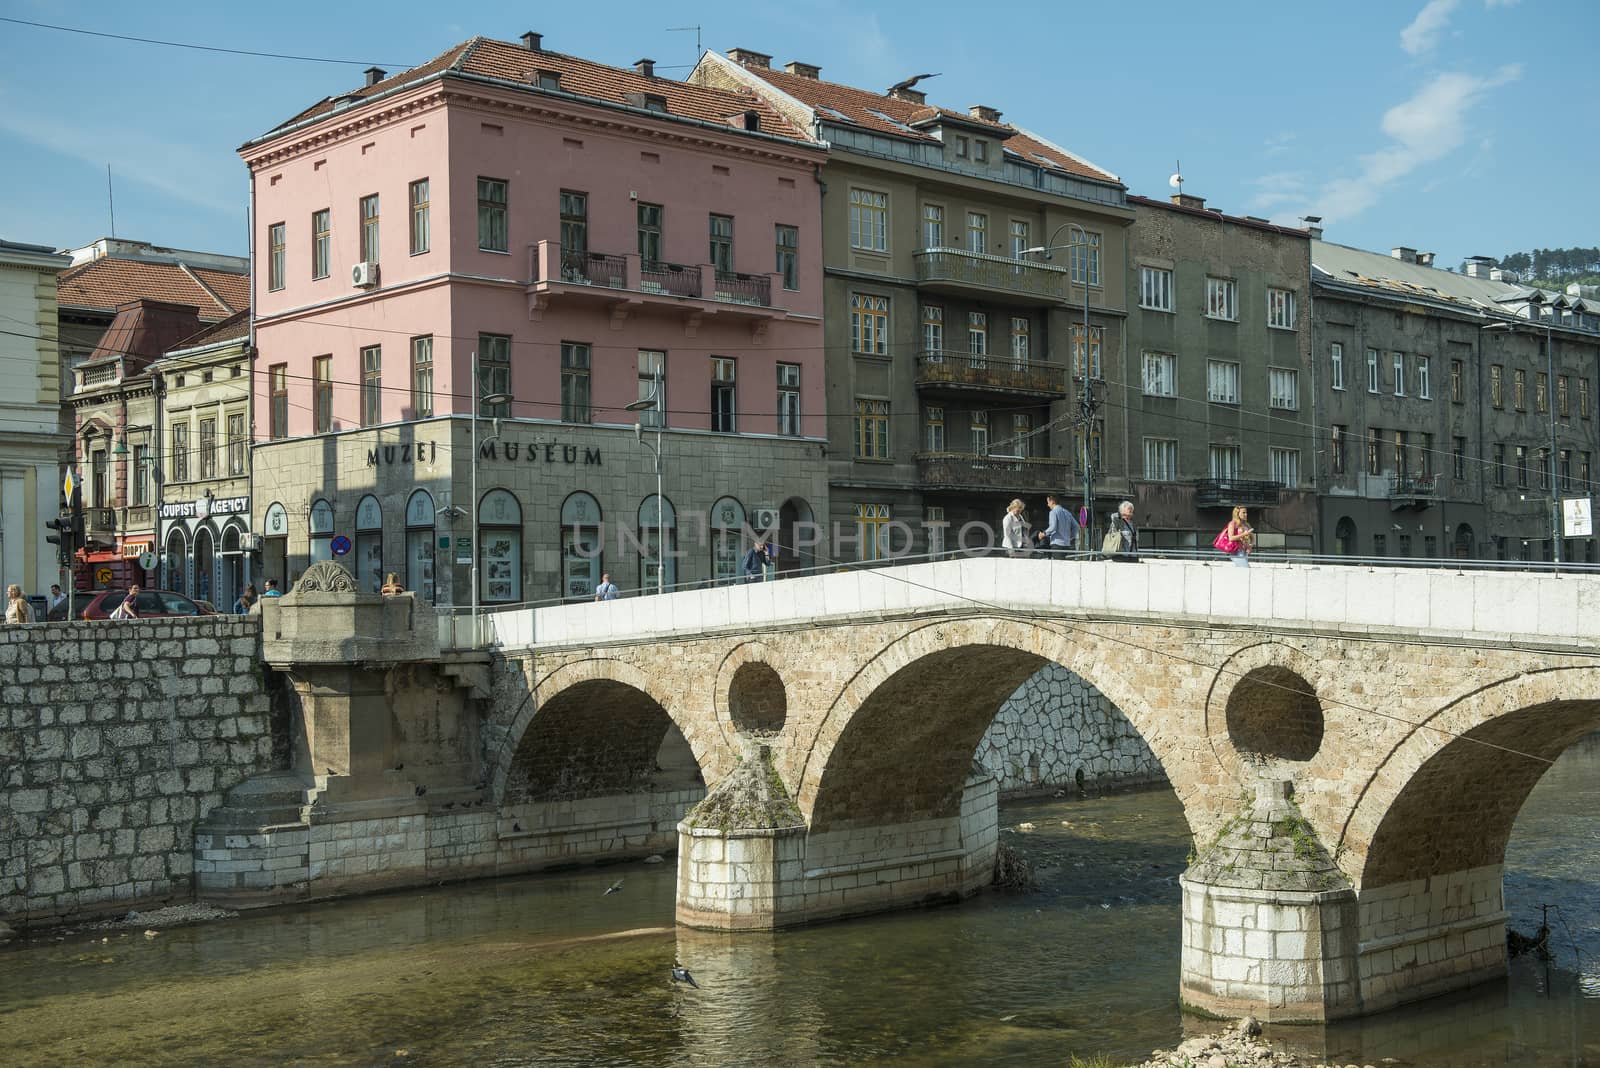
<box><xmin>404</xmin><ymin>490</ymin><xmax>435</xmax><ymax>602</ymax></box>
<box><xmin>194</xmin><ymin>526</ymin><xmax>216</xmax><ymax>604</ymax></box>
<box><xmin>560</xmin><ymin>491</ymin><xmax>603</xmax><ymax>601</ymax></box>
<box><xmin>478</xmin><ymin>489</ymin><xmax>522</xmax><ymax>603</ymax></box>
<box><xmin>1454</xmin><ymin>523</ymin><xmax>1475</xmax><ymax>559</ymax></box>
<box><xmin>220</xmin><ymin>523</ymin><xmax>244</xmax><ymax>611</ymax></box>
<box><xmin>709</xmin><ymin>495</ymin><xmax>746</xmax><ymax>584</ymax></box>
<box><xmin>1334</xmin><ymin>517</ymin><xmax>1356</xmax><ymax>557</ymax></box>
<box><xmin>355</xmin><ymin>494</ymin><xmax>383</xmax><ymax>593</ymax></box>
<box><xmin>637</xmin><ymin>494</ymin><xmax>677</xmax><ymax>592</ymax></box>
<box><xmin>165</xmin><ymin>527</ymin><xmax>189</xmax><ymax>595</ymax></box>
<box><xmin>263</xmin><ymin>502</ymin><xmax>289</xmax><ymax>590</ymax></box>
<box><xmin>309</xmin><ymin>498</ymin><xmax>334</xmax><ymax>563</ymax></box>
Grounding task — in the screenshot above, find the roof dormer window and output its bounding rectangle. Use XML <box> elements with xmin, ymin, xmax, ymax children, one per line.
<box><xmin>625</xmin><ymin>91</ymin><xmax>670</xmax><ymax>114</ymax></box>
<box><xmin>534</xmin><ymin>69</ymin><xmax>561</xmax><ymax>91</ymax></box>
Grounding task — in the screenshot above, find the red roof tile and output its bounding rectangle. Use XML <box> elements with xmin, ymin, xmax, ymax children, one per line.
<box><xmin>171</xmin><ymin>309</ymin><xmax>250</xmax><ymax>351</ymax></box>
<box><xmin>57</xmin><ymin>258</ymin><xmax>247</xmax><ymax>321</ymax></box>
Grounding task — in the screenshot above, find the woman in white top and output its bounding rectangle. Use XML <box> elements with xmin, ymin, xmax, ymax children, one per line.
<box><xmin>1002</xmin><ymin>499</ymin><xmax>1031</xmax><ymax>557</ymax></box>
<box><xmin>5</xmin><ymin>584</ymin><xmax>33</xmax><ymax>624</ymax></box>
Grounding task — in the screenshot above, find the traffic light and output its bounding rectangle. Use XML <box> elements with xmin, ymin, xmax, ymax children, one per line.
<box><xmin>45</xmin><ymin>514</ymin><xmax>73</xmax><ymax>568</ymax></box>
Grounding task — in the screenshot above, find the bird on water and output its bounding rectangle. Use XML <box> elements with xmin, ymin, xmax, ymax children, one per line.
<box><xmin>671</xmin><ymin>960</ymin><xmax>698</xmax><ymax>988</ymax></box>
<box><xmin>604</xmin><ymin>878</ymin><xmax>624</xmax><ymax>895</ymax></box>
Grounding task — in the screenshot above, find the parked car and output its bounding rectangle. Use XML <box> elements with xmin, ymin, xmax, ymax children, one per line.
<box><xmin>79</xmin><ymin>588</ymin><xmax>215</xmax><ymax>620</ymax></box>
<box><xmin>48</xmin><ymin>591</ymin><xmax>94</xmax><ymax>621</ymax></box>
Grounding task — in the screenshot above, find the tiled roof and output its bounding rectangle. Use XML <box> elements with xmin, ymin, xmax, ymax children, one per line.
<box><xmin>1311</xmin><ymin>240</ymin><xmax>1518</xmax><ymax>312</ymax></box>
<box><xmin>738</xmin><ymin>64</ymin><xmax>1118</xmax><ymax>184</ymax></box>
<box><xmin>57</xmin><ymin>257</ymin><xmax>247</xmax><ymax>321</ymax></box>
<box><xmin>172</xmin><ymin>309</ymin><xmax>250</xmax><ymax>351</ymax></box>
<box><xmin>87</xmin><ymin>300</ymin><xmax>205</xmax><ymax>371</ymax></box>
<box><xmin>262</xmin><ymin>37</ymin><xmax>809</xmax><ymax>143</ymax></box>
<box><xmin>1127</xmin><ymin>195</ymin><xmax>1310</xmax><ymax>239</ymax></box>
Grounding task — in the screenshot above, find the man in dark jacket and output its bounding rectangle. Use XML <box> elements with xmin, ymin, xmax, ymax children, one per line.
<box><xmin>741</xmin><ymin>539</ymin><xmax>773</xmax><ymax>582</ymax></box>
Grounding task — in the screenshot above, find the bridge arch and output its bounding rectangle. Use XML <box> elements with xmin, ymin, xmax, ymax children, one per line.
<box><xmin>1341</xmin><ymin>666</ymin><xmax>1600</xmax><ymax>888</ymax></box>
<box><xmin>796</xmin><ymin>616</ymin><xmax>1201</xmax><ymax>834</ymax></box>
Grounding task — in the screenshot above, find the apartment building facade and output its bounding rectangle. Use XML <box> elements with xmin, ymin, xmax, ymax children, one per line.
<box><xmin>693</xmin><ymin>49</ymin><xmax>1132</xmax><ymax>556</ymax></box>
<box><xmin>1124</xmin><ymin>195</ymin><xmax>1315</xmax><ymax>552</ymax></box>
<box><xmin>242</xmin><ymin>33</ymin><xmax>829</xmax><ymax>603</ymax></box>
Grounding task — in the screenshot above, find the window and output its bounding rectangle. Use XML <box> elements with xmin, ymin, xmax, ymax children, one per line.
<box><xmin>711</xmin><ymin>357</ymin><xmax>736</xmax><ymax>432</ymax></box>
<box><xmin>1266</xmin><ymin>287</ymin><xmax>1295</xmax><ymax>330</ymax></box>
<box><xmin>1009</xmin><ymin>220</ymin><xmax>1029</xmax><ymax>259</ymax></box>
<box><xmin>1373</xmin><ymin>534</ymin><xmax>1387</xmax><ymax>557</ymax></box>
<box><xmin>1330</xmin><ymin>343</ymin><xmax>1344</xmax><ymax>390</ymax></box>
<box><xmin>1493</xmin><ymin>443</ymin><xmax>1506</xmax><ymax>486</ymax></box>
<box><xmin>1071</xmin><ymin>324</ymin><xmax>1103</xmax><ymax>379</ymax></box>
<box><xmin>411</xmin><ymin>336</ymin><xmax>433</xmax><ymax>418</ymax></box>
<box><xmin>313</xmin><ymin>355</ymin><xmax>332</xmax><ymax>432</ymax></box>
<box><xmin>1535</xmin><ymin>371</ymin><xmax>1548</xmax><ymax>414</ymax></box>
<box><xmin>1453</xmin><ymin>436</ymin><xmax>1467</xmax><ymax>480</ymax></box>
<box><xmin>1142</xmin><ymin>352</ymin><xmax>1176</xmax><ymax>397</ymax></box>
<box><xmin>1515</xmin><ymin>445</ymin><xmax>1528</xmax><ymax>488</ymax></box>
<box><xmin>267</xmin><ymin>222</ymin><xmax>285</xmax><ymax>291</ymax></box>
<box><xmin>954</xmin><ymin>135</ymin><xmax>968</xmax><ymax>159</ymax></box>
<box><xmin>709</xmin><ymin>214</ymin><xmax>734</xmax><ymax>273</ymax></box>
<box><xmin>1331</xmin><ymin>425</ymin><xmax>1346</xmax><ymax>475</ymax></box>
<box><xmin>1582</xmin><ymin>452</ymin><xmax>1592</xmax><ymax>490</ymax></box>
<box><xmin>967</xmin><ymin>311</ymin><xmax>987</xmax><ymax>366</ymax></box>
<box><xmin>777</xmin><ymin>363</ymin><xmax>801</xmax><ymax>436</ymax></box>
<box><xmin>479</xmin><ymin>490</ymin><xmax>523</xmax><ymax>602</ymax></box>
<box><xmin>970</xmin><ymin>410</ymin><xmax>989</xmax><ymax>455</ymax></box>
<box><xmin>849</xmin><ymin>188</ymin><xmax>888</xmax><ymax>251</ymax></box>
<box><xmin>855</xmin><ymin>503</ymin><xmax>891</xmax><ymax>562</ymax></box>
<box><xmin>1269</xmin><ymin>447</ymin><xmax>1300</xmax><ymax>487</ymax></box>
<box><xmin>1139</xmin><ymin>266</ymin><xmax>1173</xmax><ymax>312</ymax></box>
<box><xmin>851</xmin><ymin>293</ymin><xmax>889</xmax><ymax>355</ymax></box>
<box><xmin>359</xmin><ymin>193</ymin><xmax>379</xmax><ymax>262</ymax></box>
<box><xmin>1269</xmin><ymin>367</ymin><xmax>1298</xmax><ymax>410</ymax></box>
<box><xmin>478</xmin><ymin>334</ymin><xmax>511</xmax><ymax>417</ymax></box>
<box><xmin>636</xmin><ymin>350</ymin><xmax>665</xmax><ymax>428</ymax></box>
<box><xmin>973</xmin><ymin>139</ymin><xmax>988</xmax><ymax>163</ymax></box>
<box><xmin>1071</xmin><ymin>232</ymin><xmax>1101</xmax><ymax>287</ymax></box>
<box><xmin>921</xmin><ymin>304</ymin><xmax>944</xmax><ymax>354</ymax></box>
<box><xmin>1208</xmin><ymin>444</ymin><xmax>1241</xmax><ymax>479</ymax></box>
<box><xmin>197</xmin><ymin>418</ymin><xmax>216</xmax><ymax>479</ymax></box>
<box><xmin>409</xmin><ymin>179</ymin><xmax>430</xmax><ymax>254</ymax></box>
<box><xmin>1207</xmin><ymin>359</ymin><xmax>1241</xmax><ymax>404</ymax></box>
<box><xmin>1514</xmin><ymin>368</ymin><xmax>1526</xmax><ymax>411</ymax></box>
<box><xmin>1582</xmin><ymin>379</ymin><xmax>1592</xmax><ymax>418</ymax></box>
<box><xmin>1072</xmin><ymin>419</ymin><xmax>1104</xmax><ymax>474</ymax></box>
<box><xmin>1557</xmin><ymin>375</ymin><xmax>1569</xmax><ymax>417</ymax></box>
<box><xmin>312</xmin><ymin>209</ymin><xmax>330</xmax><ymax>279</ymax></box>
<box><xmin>477</xmin><ymin>177</ymin><xmax>508</xmax><ymax>252</ymax></box>
<box><xmin>90</xmin><ymin>449</ymin><xmax>106</xmax><ymax>509</ymax></box>
<box><xmin>1143</xmin><ymin>438</ymin><xmax>1177</xmax><ymax>480</ymax></box>
<box><xmin>1392</xmin><ymin>430</ymin><xmax>1408</xmax><ymax>475</ymax></box>
<box><xmin>405</xmin><ymin>490</ymin><xmax>437</xmax><ymax>602</ymax></box>
<box><xmin>966</xmin><ymin>212</ymin><xmax>987</xmax><ymax>255</ymax></box>
<box><xmin>1205</xmin><ymin>276</ymin><xmax>1237</xmax><ymax>320</ymax></box>
<box><xmin>1397</xmin><ymin>534</ymin><xmax>1412</xmax><ymax>558</ymax></box>
<box><xmin>355</xmin><ymin>495</ymin><xmax>383</xmax><ymax>594</ymax></box>
<box><xmin>559</xmin><ymin>190</ymin><xmax>587</xmax><ymax>256</ymax></box>
<box><xmin>1367</xmin><ymin>348</ymin><xmax>1380</xmax><ymax>393</ymax></box>
<box><xmin>1419</xmin><ymin>432</ymin><xmax>1433</xmax><ymax>476</ymax></box>
<box><xmin>1417</xmin><ymin>355</ymin><xmax>1431</xmax><ymax>399</ymax></box>
<box><xmin>1536</xmin><ymin>448</ymin><xmax>1550</xmax><ymax>490</ymax></box>
<box><xmin>638</xmin><ymin>202</ymin><xmax>663</xmax><ymax>265</ymax></box>
<box><xmin>925</xmin><ymin>505</ymin><xmax>947</xmax><ymax>558</ymax></box>
<box><xmin>1450</xmin><ymin>358</ymin><xmax>1463</xmax><ymax>403</ymax></box>
<box><xmin>360</xmin><ymin>345</ymin><xmax>382</xmax><ymax>426</ymax></box>
<box><xmin>1005</xmin><ymin>414</ymin><xmax>1032</xmax><ymax>459</ymax></box>
<box><xmin>561</xmin><ymin>342</ymin><xmax>591</xmax><ymax>424</ymax></box>
<box><xmin>922</xmin><ymin>203</ymin><xmax>944</xmax><ymax>248</ymax></box>
<box><xmin>133</xmin><ymin>444</ymin><xmax>150</xmax><ymax>505</ymax></box>
<box><xmin>1392</xmin><ymin>352</ymin><xmax>1405</xmax><ymax>396</ymax></box>
<box><xmin>1560</xmin><ymin>449</ymin><xmax>1572</xmax><ymax>490</ymax></box>
<box><xmin>1009</xmin><ymin>317</ymin><xmax>1029</xmax><ymax>367</ymax></box>
<box><xmin>854</xmin><ymin>399</ymin><xmax>889</xmax><ymax>459</ymax></box>
<box><xmin>1367</xmin><ymin>428</ymin><xmax>1381</xmax><ymax>475</ymax></box>
<box><xmin>227</xmin><ymin>413</ymin><xmax>245</xmax><ymax>476</ymax></box>
<box><xmin>923</xmin><ymin>406</ymin><xmax>945</xmax><ymax>451</ymax></box>
<box><xmin>1490</xmin><ymin>365</ymin><xmax>1504</xmax><ymax>408</ymax></box>
<box><xmin>268</xmin><ymin>366</ymin><xmax>286</xmax><ymax>441</ymax></box>
<box><xmin>775</xmin><ymin>225</ymin><xmax>798</xmax><ymax>289</ymax></box>
<box><xmin>709</xmin><ymin>496</ymin><xmax>744</xmax><ymax>586</ymax></box>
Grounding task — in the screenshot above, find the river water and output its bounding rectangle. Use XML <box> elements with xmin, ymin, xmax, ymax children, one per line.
<box><xmin>2</xmin><ymin>736</ymin><xmax>1595</xmax><ymax>1067</ymax></box>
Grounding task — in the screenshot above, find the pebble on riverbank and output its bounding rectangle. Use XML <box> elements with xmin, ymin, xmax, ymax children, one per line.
<box><xmin>1126</xmin><ymin>1025</ymin><xmax>1379</xmax><ymax>1068</ymax></box>
<box><xmin>86</xmin><ymin>904</ymin><xmax>238</xmax><ymax>932</ymax></box>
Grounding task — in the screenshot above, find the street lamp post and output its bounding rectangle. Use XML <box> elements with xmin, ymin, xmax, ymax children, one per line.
<box><xmin>1023</xmin><ymin>223</ymin><xmax>1095</xmax><ymax>544</ymax></box>
<box><xmin>470</xmin><ymin>384</ymin><xmax>513</xmax><ymax>640</ymax></box>
<box><xmin>625</xmin><ymin>390</ymin><xmax>665</xmax><ymax>595</ymax></box>
<box><xmin>1483</xmin><ymin>318</ymin><xmax>1560</xmax><ymax>572</ymax></box>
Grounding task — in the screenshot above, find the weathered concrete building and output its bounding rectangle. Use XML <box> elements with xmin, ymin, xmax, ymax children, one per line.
<box><xmin>1124</xmin><ymin>195</ymin><xmax>1315</xmax><ymax>551</ymax></box>
<box><xmin>692</xmin><ymin>49</ymin><xmax>1131</xmax><ymax>552</ymax></box>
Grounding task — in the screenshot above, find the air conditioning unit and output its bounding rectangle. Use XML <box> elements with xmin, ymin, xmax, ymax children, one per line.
<box><xmin>351</xmin><ymin>261</ymin><xmax>380</xmax><ymax>288</ymax></box>
<box><xmin>751</xmin><ymin>507</ymin><xmax>779</xmax><ymax>533</ymax></box>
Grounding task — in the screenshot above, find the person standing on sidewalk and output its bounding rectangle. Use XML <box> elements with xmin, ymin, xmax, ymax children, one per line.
<box><xmin>5</xmin><ymin>584</ymin><xmax>33</xmax><ymax>624</ymax></box>
<box><xmin>594</xmin><ymin>573</ymin><xmax>620</xmax><ymax>601</ymax></box>
<box><xmin>1034</xmin><ymin>494</ymin><xmax>1080</xmax><ymax>556</ymax></box>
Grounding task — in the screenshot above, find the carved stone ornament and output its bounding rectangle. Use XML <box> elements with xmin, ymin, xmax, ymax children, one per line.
<box><xmin>293</xmin><ymin>560</ymin><xmax>361</xmax><ymax>594</ymax></box>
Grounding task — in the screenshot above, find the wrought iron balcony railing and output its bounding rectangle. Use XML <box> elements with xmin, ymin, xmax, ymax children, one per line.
<box><xmin>1193</xmin><ymin>478</ymin><xmax>1283</xmax><ymax>507</ymax></box>
<box><xmin>916</xmin><ymin>452</ymin><xmax>1073</xmax><ymax>493</ymax></box>
<box><xmin>912</xmin><ymin>247</ymin><xmax>1071</xmax><ymax>302</ymax></box>
<box><xmin>712</xmin><ymin>271</ymin><xmax>771</xmax><ymax>306</ymax></box>
<box><xmin>915</xmin><ymin>351</ymin><xmax>1068</xmax><ymax>397</ymax></box>
<box><xmin>640</xmin><ymin>260</ymin><xmax>702</xmax><ymax>298</ymax></box>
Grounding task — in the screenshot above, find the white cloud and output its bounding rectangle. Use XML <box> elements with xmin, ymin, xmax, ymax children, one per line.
<box><xmin>1400</xmin><ymin>0</ymin><xmax>1461</xmax><ymax>55</ymax></box>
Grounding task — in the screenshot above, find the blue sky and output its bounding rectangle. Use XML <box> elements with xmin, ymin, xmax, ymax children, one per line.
<box><xmin>1</xmin><ymin>0</ymin><xmax>1591</xmax><ymax>270</ymax></box>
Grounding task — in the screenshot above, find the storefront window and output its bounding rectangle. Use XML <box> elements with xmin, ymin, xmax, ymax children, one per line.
<box><xmin>355</xmin><ymin>495</ymin><xmax>383</xmax><ymax>593</ymax></box>
<box><xmin>309</xmin><ymin>499</ymin><xmax>334</xmax><ymax>563</ymax></box>
<box><xmin>194</xmin><ymin>527</ymin><xmax>215</xmax><ymax>605</ymax></box>
<box><xmin>478</xmin><ymin>489</ymin><xmax>522</xmax><ymax>603</ymax></box>
<box><xmin>560</xmin><ymin>491</ymin><xmax>603</xmax><ymax>601</ymax></box>
<box><xmin>263</xmin><ymin>502</ymin><xmax>289</xmax><ymax>590</ymax></box>
<box><xmin>165</xmin><ymin>528</ymin><xmax>188</xmax><ymax>595</ymax></box>
<box><xmin>404</xmin><ymin>490</ymin><xmax>435</xmax><ymax>602</ymax></box>
<box><xmin>710</xmin><ymin>495</ymin><xmax>746</xmax><ymax>585</ymax></box>
<box><xmin>637</xmin><ymin>494</ymin><xmax>677</xmax><ymax>592</ymax></box>
<box><xmin>220</xmin><ymin>524</ymin><xmax>244</xmax><ymax>611</ymax></box>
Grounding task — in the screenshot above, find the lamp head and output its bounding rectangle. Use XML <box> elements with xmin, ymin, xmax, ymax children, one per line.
<box><xmin>634</xmin><ymin>422</ymin><xmax>643</xmax><ymax>445</ymax></box>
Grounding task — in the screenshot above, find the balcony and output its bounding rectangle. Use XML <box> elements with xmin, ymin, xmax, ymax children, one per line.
<box><xmin>912</xmin><ymin>247</ymin><xmax>1071</xmax><ymax>305</ymax></box>
<box><xmin>916</xmin><ymin>452</ymin><xmax>1074</xmax><ymax>494</ymax></box>
<box><xmin>1389</xmin><ymin>473</ymin><xmax>1439</xmax><ymax>511</ymax></box>
<box><xmin>84</xmin><ymin>506</ymin><xmax>117</xmax><ymax>543</ymax></box>
<box><xmin>915</xmin><ymin>352</ymin><xmax>1069</xmax><ymax>399</ymax></box>
<box><xmin>1193</xmin><ymin>479</ymin><xmax>1283</xmax><ymax>508</ymax></box>
<box><xmin>527</xmin><ymin>241</ymin><xmax>785</xmax><ymax>335</ymax></box>
<box><xmin>121</xmin><ymin>505</ymin><xmax>154</xmax><ymax>532</ymax></box>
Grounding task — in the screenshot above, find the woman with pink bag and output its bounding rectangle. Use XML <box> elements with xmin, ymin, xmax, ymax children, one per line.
<box><xmin>1213</xmin><ymin>506</ymin><xmax>1254</xmax><ymax>567</ymax></box>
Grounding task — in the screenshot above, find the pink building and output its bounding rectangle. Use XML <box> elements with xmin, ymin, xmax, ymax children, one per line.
<box><xmin>241</xmin><ymin>33</ymin><xmax>830</xmax><ymax>603</ymax></box>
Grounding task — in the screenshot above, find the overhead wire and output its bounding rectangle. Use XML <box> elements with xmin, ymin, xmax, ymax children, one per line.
<box><xmin>0</xmin><ymin>16</ymin><xmax>415</xmax><ymax>68</ymax></box>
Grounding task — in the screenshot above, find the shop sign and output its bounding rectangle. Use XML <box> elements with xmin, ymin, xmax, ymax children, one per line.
<box><xmin>122</xmin><ymin>540</ymin><xmax>152</xmax><ymax>560</ymax></box>
<box><xmin>365</xmin><ymin>440</ymin><xmax>602</xmax><ymax>466</ymax></box>
<box><xmin>159</xmin><ymin>495</ymin><xmax>250</xmax><ymax>520</ymax></box>
<box><xmin>264</xmin><ymin>502</ymin><xmax>289</xmax><ymax>536</ymax></box>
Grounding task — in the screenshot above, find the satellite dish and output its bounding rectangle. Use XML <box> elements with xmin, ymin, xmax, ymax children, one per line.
<box><xmin>1168</xmin><ymin>173</ymin><xmax>1184</xmax><ymax>189</ymax></box>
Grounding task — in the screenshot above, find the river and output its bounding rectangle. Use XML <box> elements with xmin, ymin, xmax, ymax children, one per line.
<box><xmin>2</xmin><ymin>736</ymin><xmax>1595</xmax><ymax>1066</ymax></box>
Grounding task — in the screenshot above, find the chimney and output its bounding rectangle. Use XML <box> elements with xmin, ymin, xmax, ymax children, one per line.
<box><xmin>1391</xmin><ymin>247</ymin><xmax>1417</xmax><ymax>264</ymax></box>
<box><xmin>520</xmin><ymin>31</ymin><xmax>542</xmax><ymax>51</ymax></box>
<box><xmin>1490</xmin><ymin>267</ymin><xmax>1518</xmax><ymax>283</ymax></box>
<box><xmin>1416</xmin><ymin>251</ymin><xmax>1435</xmax><ymax>268</ymax></box>
<box><xmin>887</xmin><ymin>86</ymin><xmax>925</xmax><ymax>104</ymax></box>
<box><xmin>728</xmin><ymin>47</ymin><xmax>772</xmax><ymax>69</ymax></box>
<box><xmin>784</xmin><ymin>61</ymin><xmax>821</xmax><ymax>79</ymax></box>
<box><xmin>1463</xmin><ymin>256</ymin><xmax>1496</xmax><ymax>278</ymax></box>
<box><xmin>634</xmin><ymin>58</ymin><xmax>655</xmax><ymax>78</ymax></box>
<box><xmin>1171</xmin><ymin>193</ymin><xmax>1206</xmax><ymax>210</ymax></box>
<box><xmin>363</xmin><ymin>66</ymin><xmax>386</xmax><ymax>87</ymax></box>
<box><xmin>969</xmin><ymin>105</ymin><xmax>1002</xmax><ymax>123</ymax></box>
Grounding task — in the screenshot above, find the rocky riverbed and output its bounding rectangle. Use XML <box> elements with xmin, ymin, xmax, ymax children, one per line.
<box><xmin>1130</xmin><ymin>1020</ymin><xmax>1379</xmax><ymax>1067</ymax></box>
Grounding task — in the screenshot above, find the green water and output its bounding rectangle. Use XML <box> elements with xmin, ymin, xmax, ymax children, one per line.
<box><xmin>1</xmin><ymin>739</ymin><xmax>1595</xmax><ymax>1066</ymax></box>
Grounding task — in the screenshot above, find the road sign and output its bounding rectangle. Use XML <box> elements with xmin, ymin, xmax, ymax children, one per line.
<box><xmin>137</xmin><ymin>550</ymin><xmax>158</xmax><ymax>571</ymax></box>
<box><xmin>94</xmin><ymin>566</ymin><xmax>113</xmax><ymax>585</ymax></box>
<box><xmin>63</xmin><ymin>468</ymin><xmax>76</xmax><ymax>502</ymax></box>
<box><xmin>1563</xmin><ymin>498</ymin><xmax>1593</xmax><ymax>537</ymax></box>
<box><xmin>331</xmin><ymin>535</ymin><xmax>352</xmax><ymax>557</ymax></box>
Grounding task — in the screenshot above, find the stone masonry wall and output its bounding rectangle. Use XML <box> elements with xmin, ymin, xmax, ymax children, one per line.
<box><xmin>976</xmin><ymin>664</ymin><xmax>1164</xmax><ymax>794</ymax></box>
<box><xmin>0</xmin><ymin>617</ymin><xmax>274</xmax><ymax>925</ymax></box>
